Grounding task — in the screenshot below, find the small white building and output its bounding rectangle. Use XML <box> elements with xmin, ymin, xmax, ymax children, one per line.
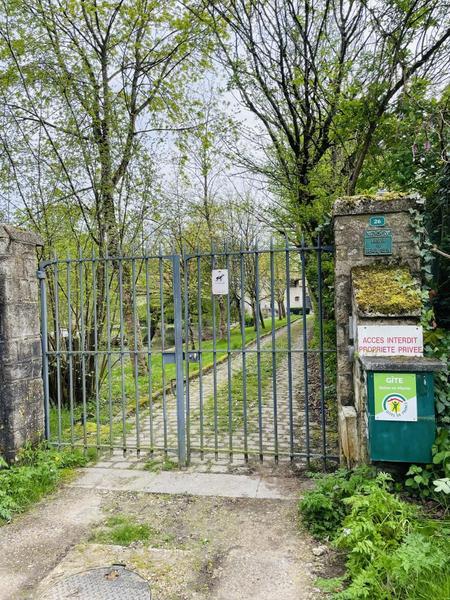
<box><xmin>246</xmin><ymin>276</ymin><xmax>311</xmax><ymax>317</ymax></box>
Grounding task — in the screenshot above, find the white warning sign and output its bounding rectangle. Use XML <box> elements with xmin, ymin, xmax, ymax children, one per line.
<box><xmin>357</xmin><ymin>325</ymin><xmax>423</xmax><ymax>357</ymax></box>
<box><xmin>212</xmin><ymin>269</ymin><xmax>229</xmax><ymax>295</ymax></box>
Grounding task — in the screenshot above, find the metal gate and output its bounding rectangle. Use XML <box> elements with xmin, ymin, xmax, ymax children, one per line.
<box><xmin>39</xmin><ymin>238</ymin><xmax>337</xmax><ymax>466</ymax></box>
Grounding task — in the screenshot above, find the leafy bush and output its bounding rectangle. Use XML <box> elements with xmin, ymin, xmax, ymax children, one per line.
<box><xmin>0</xmin><ymin>444</ymin><xmax>88</xmax><ymax>523</ymax></box>
<box><xmin>244</xmin><ymin>314</ymin><xmax>254</xmax><ymax>327</ymax></box>
<box><xmin>404</xmin><ymin>428</ymin><xmax>450</xmax><ymax>508</ymax></box>
<box><xmin>299</xmin><ymin>466</ymin><xmax>377</xmax><ymax>538</ymax></box>
<box><xmin>300</xmin><ymin>468</ymin><xmax>450</xmax><ymax>599</ymax></box>
<box><xmin>334</xmin><ymin>474</ymin><xmax>418</xmax><ymax>574</ymax></box>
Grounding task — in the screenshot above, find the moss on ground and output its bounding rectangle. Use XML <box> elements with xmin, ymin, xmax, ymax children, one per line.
<box><xmin>352</xmin><ymin>265</ymin><xmax>422</xmax><ymax>315</ymax></box>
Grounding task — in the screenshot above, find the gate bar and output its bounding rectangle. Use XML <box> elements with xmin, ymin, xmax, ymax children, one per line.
<box><xmin>172</xmin><ymin>255</ymin><xmax>186</xmax><ymax>466</ymax></box>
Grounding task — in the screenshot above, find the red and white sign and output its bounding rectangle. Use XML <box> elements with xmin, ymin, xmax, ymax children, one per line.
<box><xmin>357</xmin><ymin>325</ymin><xmax>423</xmax><ymax>357</ymax></box>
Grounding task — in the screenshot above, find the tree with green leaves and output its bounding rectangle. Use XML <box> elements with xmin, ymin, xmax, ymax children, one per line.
<box><xmin>204</xmin><ymin>0</ymin><xmax>450</xmax><ymax>237</ymax></box>
<box><xmin>0</xmin><ymin>0</ymin><xmax>212</xmax><ymax>396</ymax></box>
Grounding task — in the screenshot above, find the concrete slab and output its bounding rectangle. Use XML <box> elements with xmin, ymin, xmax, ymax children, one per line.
<box><xmin>69</xmin><ymin>467</ymin><xmax>298</xmax><ymax>499</ymax></box>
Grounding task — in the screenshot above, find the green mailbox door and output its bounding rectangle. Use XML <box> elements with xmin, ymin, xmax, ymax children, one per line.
<box><xmin>367</xmin><ymin>371</ymin><xmax>436</xmax><ymax>463</ymax></box>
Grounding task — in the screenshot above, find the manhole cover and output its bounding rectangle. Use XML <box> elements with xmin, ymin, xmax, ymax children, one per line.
<box><xmin>39</xmin><ymin>565</ymin><xmax>151</xmax><ymax>599</ymax></box>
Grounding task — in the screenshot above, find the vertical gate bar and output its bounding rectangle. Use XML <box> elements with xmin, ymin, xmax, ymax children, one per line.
<box><xmin>211</xmin><ymin>246</ymin><xmax>218</xmax><ymax>460</ymax></box>
<box><xmin>196</xmin><ymin>251</ymin><xmax>204</xmax><ymax>458</ymax></box>
<box><xmin>118</xmin><ymin>257</ymin><xmax>127</xmax><ymax>454</ymax></box>
<box><xmin>78</xmin><ymin>253</ymin><xmax>88</xmax><ymax>451</ymax></box>
<box><xmin>239</xmin><ymin>243</ymin><xmax>248</xmax><ymax>461</ymax></box>
<box><xmin>269</xmin><ymin>240</ymin><xmax>279</xmax><ymax>462</ymax></box>
<box><xmin>92</xmin><ymin>252</ymin><xmax>101</xmax><ymax>450</ymax></box>
<box><xmin>284</xmin><ymin>236</ymin><xmax>294</xmax><ymax>460</ymax></box>
<box><xmin>225</xmin><ymin>246</ymin><xmax>233</xmax><ymax>461</ymax></box>
<box><xmin>66</xmin><ymin>258</ymin><xmax>75</xmax><ymax>446</ymax></box>
<box><xmin>300</xmin><ymin>236</ymin><xmax>311</xmax><ymax>466</ymax></box>
<box><xmin>145</xmin><ymin>257</ymin><xmax>154</xmax><ymax>453</ymax></box>
<box><xmin>38</xmin><ymin>265</ymin><xmax>51</xmax><ymax>441</ymax></box>
<box><xmin>183</xmin><ymin>252</ymin><xmax>191</xmax><ymax>463</ymax></box>
<box><xmin>317</xmin><ymin>235</ymin><xmax>327</xmax><ymax>467</ymax></box>
<box><xmin>53</xmin><ymin>257</ymin><xmax>62</xmax><ymax>447</ymax></box>
<box><xmin>105</xmin><ymin>256</ymin><xmax>113</xmax><ymax>450</ymax></box>
<box><xmin>132</xmin><ymin>258</ymin><xmax>140</xmax><ymax>455</ymax></box>
<box><xmin>158</xmin><ymin>252</ymin><xmax>168</xmax><ymax>455</ymax></box>
<box><xmin>173</xmin><ymin>254</ymin><xmax>186</xmax><ymax>466</ymax></box>
<box><xmin>255</xmin><ymin>243</ymin><xmax>263</xmax><ymax>462</ymax></box>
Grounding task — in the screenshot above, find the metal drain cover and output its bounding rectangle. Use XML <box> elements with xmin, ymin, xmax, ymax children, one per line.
<box><xmin>40</xmin><ymin>566</ymin><xmax>151</xmax><ymax>599</ymax></box>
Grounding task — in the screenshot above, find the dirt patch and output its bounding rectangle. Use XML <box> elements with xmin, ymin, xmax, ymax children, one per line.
<box><xmin>0</xmin><ymin>487</ymin><xmax>103</xmax><ymax>600</ymax></box>
<box><xmin>35</xmin><ymin>490</ymin><xmax>325</xmax><ymax>599</ymax></box>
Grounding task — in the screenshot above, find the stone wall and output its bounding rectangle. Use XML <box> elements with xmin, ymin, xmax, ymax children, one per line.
<box><xmin>333</xmin><ymin>193</ymin><xmax>422</xmax><ymax>466</ymax></box>
<box><xmin>0</xmin><ymin>225</ymin><xmax>44</xmax><ymax>461</ymax></box>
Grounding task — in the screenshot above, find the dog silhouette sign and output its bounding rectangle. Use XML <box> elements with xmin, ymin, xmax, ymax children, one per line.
<box><xmin>212</xmin><ymin>269</ymin><xmax>229</xmax><ymax>295</ymax></box>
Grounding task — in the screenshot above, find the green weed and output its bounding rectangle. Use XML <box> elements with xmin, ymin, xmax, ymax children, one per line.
<box><xmin>299</xmin><ymin>466</ymin><xmax>377</xmax><ymax>539</ymax></box>
<box><xmin>300</xmin><ymin>468</ymin><xmax>450</xmax><ymax>599</ymax></box>
<box><xmin>314</xmin><ymin>576</ymin><xmax>346</xmax><ymax>594</ymax></box>
<box><xmin>92</xmin><ymin>515</ymin><xmax>151</xmax><ymax>546</ymax></box>
<box><xmin>0</xmin><ymin>444</ymin><xmax>88</xmax><ymax>523</ymax></box>
<box><xmin>144</xmin><ymin>458</ymin><xmax>178</xmax><ymax>472</ymax></box>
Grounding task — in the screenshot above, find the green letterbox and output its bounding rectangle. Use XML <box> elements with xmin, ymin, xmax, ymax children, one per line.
<box><xmin>366</xmin><ymin>370</ymin><xmax>436</xmax><ymax>463</ymax></box>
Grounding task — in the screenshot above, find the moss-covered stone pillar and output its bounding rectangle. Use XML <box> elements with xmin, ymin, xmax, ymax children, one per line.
<box><xmin>333</xmin><ymin>193</ymin><xmax>422</xmax><ymax>466</ymax></box>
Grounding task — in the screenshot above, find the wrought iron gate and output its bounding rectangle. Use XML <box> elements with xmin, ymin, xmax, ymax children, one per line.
<box><xmin>39</xmin><ymin>239</ymin><xmax>337</xmax><ymax>466</ymax></box>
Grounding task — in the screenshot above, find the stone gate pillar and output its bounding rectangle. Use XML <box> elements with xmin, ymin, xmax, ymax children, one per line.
<box><xmin>333</xmin><ymin>193</ymin><xmax>422</xmax><ymax>466</ymax></box>
<box><xmin>0</xmin><ymin>225</ymin><xmax>44</xmax><ymax>461</ymax></box>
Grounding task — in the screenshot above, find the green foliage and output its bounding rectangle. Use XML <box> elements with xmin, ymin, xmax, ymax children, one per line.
<box><xmin>423</xmin><ymin>328</ymin><xmax>450</xmax><ymax>424</ymax></box>
<box><xmin>91</xmin><ymin>515</ymin><xmax>151</xmax><ymax>546</ymax></box>
<box><xmin>405</xmin><ymin>428</ymin><xmax>450</xmax><ymax>508</ymax></box>
<box><xmin>299</xmin><ymin>466</ymin><xmax>377</xmax><ymax>538</ymax></box>
<box><xmin>336</xmin><ymin>528</ymin><xmax>450</xmax><ymax>600</ymax></box>
<box><xmin>144</xmin><ymin>458</ymin><xmax>178</xmax><ymax>472</ymax></box>
<box><xmin>314</xmin><ymin>576</ymin><xmax>346</xmax><ymax>594</ymax></box>
<box><xmin>425</xmin><ymin>162</ymin><xmax>450</xmax><ymax>329</ymax></box>
<box><xmin>334</xmin><ymin>474</ymin><xmax>418</xmax><ymax>574</ymax></box>
<box><xmin>0</xmin><ymin>444</ymin><xmax>88</xmax><ymax>523</ymax></box>
<box><xmin>301</xmin><ymin>468</ymin><xmax>450</xmax><ymax>599</ymax></box>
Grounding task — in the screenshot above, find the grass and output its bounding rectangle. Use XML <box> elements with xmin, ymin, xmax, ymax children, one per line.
<box><xmin>144</xmin><ymin>458</ymin><xmax>178</xmax><ymax>472</ymax></box>
<box><xmin>91</xmin><ymin>515</ymin><xmax>151</xmax><ymax>545</ymax></box>
<box><xmin>49</xmin><ymin>315</ymin><xmax>300</xmax><ymax>447</ymax></box>
<box><xmin>49</xmin><ymin>407</ymin><xmax>133</xmax><ymax>448</ymax></box>
<box><xmin>314</xmin><ymin>576</ymin><xmax>346</xmax><ymax>594</ymax></box>
<box><xmin>0</xmin><ymin>444</ymin><xmax>89</xmax><ymax>523</ymax></box>
<box><xmin>90</xmin><ymin>514</ymin><xmax>176</xmax><ymax>547</ymax></box>
<box><xmin>105</xmin><ymin>314</ymin><xmax>299</xmax><ymax>406</ymax></box>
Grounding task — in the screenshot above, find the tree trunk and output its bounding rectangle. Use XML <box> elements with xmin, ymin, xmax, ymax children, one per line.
<box><xmin>218</xmin><ymin>295</ymin><xmax>226</xmax><ymax>339</ymax></box>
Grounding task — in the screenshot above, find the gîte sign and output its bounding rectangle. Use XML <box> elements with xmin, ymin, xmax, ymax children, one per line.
<box><xmin>357</xmin><ymin>325</ymin><xmax>423</xmax><ymax>357</ymax></box>
<box><xmin>374</xmin><ymin>372</ymin><xmax>417</xmax><ymax>422</ymax></box>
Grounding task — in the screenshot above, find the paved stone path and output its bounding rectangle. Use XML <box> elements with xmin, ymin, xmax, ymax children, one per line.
<box><xmin>99</xmin><ymin>320</ymin><xmax>329</xmax><ymax>465</ymax></box>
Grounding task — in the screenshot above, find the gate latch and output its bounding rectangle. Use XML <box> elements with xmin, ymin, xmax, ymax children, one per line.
<box><xmin>162</xmin><ymin>351</ymin><xmax>200</xmax><ymax>365</ymax></box>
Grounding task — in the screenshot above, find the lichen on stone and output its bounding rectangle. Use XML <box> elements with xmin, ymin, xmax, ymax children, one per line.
<box><xmin>339</xmin><ymin>192</ymin><xmax>407</xmax><ymax>203</ymax></box>
<box><xmin>352</xmin><ymin>264</ymin><xmax>422</xmax><ymax>315</ymax></box>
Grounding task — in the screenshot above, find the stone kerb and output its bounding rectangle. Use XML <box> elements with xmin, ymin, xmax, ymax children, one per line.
<box><xmin>0</xmin><ymin>224</ymin><xmax>44</xmax><ymax>462</ymax></box>
<box><xmin>333</xmin><ymin>193</ymin><xmax>422</xmax><ymax>466</ymax></box>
